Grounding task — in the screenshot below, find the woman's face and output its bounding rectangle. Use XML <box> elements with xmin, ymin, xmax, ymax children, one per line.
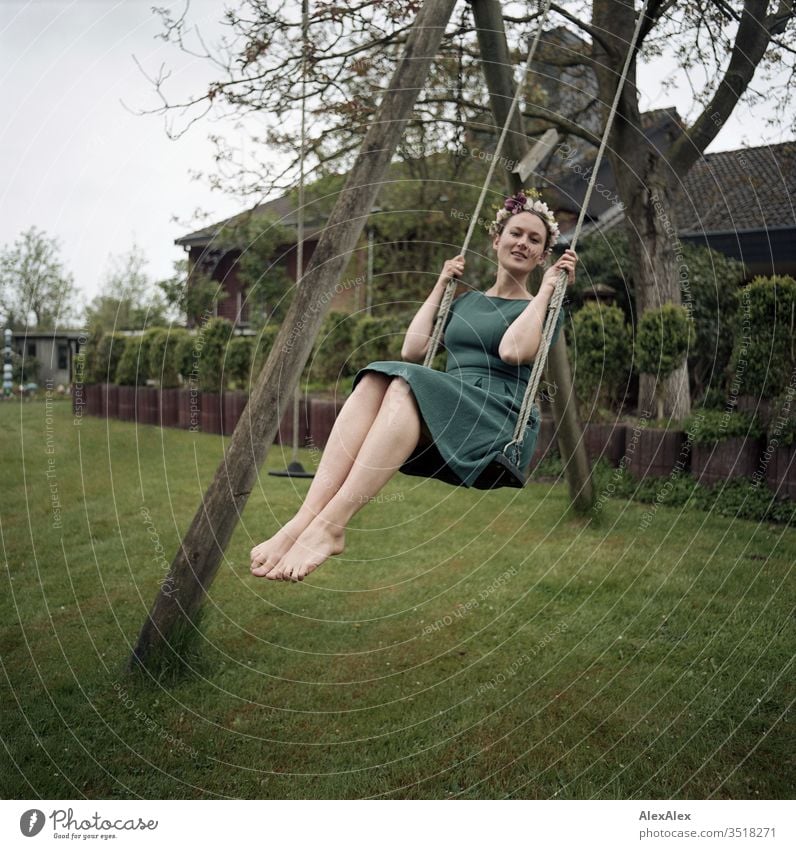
<box><xmin>492</xmin><ymin>211</ymin><xmax>548</xmax><ymax>275</ymax></box>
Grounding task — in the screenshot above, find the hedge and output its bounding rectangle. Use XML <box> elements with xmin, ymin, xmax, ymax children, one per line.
<box><xmin>227</xmin><ymin>336</ymin><xmax>253</xmax><ymax>390</ymax></box>
<box><xmin>728</xmin><ymin>275</ymin><xmax>796</xmax><ymax>400</ymax></box>
<box><xmin>570</xmin><ymin>302</ymin><xmax>632</xmax><ymax>414</ymax></box>
<box><xmin>683</xmin><ymin>409</ymin><xmax>763</xmax><ymax>444</ymax></box>
<box><xmin>148</xmin><ymin>328</ymin><xmax>184</xmax><ymax>389</ymax></box>
<box><xmin>115</xmin><ymin>335</ymin><xmax>146</xmax><ymax>386</ymax></box>
<box><xmin>349</xmin><ymin>313</ymin><xmax>406</xmax><ymax>373</ymax></box>
<box><xmin>197</xmin><ymin>317</ymin><xmax>234</xmax><ymax>393</ymax></box>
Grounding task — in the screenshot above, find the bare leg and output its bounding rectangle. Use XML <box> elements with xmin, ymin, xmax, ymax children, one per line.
<box><xmin>250</xmin><ymin>372</ymin><xmax>391</xmax><ymax>577</ymax></box>
<box><xmin>273</xmin><ymin>376</ymin><xmax>422</xmax><ymax>582</ymax></box>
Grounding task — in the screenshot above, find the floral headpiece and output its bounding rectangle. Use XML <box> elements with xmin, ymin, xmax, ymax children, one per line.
<box><xmin>487</xmin><ymin>189</ymin><xmax>560</xmax><ymax>250</ymax></box>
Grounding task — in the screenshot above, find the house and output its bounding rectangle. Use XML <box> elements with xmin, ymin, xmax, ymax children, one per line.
<box><xmin>175</xmin><ymin>194</ymin><xmax>373</xmax><ymax>328</ymax></box>
<box><xmin>569</xmin><ymin>139</ymin><xmax>796</xmax><ymax>280</ymax></box>
<box><xmin>677</xmin><ymin>142</ymin><xmax>796</xmax><ymax>278</ymax></box>
<box><xmin>177</xmin><ymin>109</ymin><xmax>793</xmax><ymax>322</ymax></box>
<box><xmin>11</xmin><ymin>330</ymin><xmax>85</xmax><ymax>388</ymax></box>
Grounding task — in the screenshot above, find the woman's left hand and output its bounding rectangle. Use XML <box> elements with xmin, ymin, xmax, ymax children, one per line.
<box><xmin>541</xmin><ymin>248</ymin><xmax>578</xmax><ymax>291</ymax></box>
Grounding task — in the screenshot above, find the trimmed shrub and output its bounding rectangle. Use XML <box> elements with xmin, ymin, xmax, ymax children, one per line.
<box><xmin>310</xmin><ymin>311</ymin><xmax>357</xmax><ymax>384</ymax></box>
<box><xmin>227</xmin><ymin>336</ymin><xmax>254</xmax><ymax>390</ymax></box>
<box><xmin>115</xmin><ymin>335</ymin><xmax>145</xmax><ymax>386</ymax></box>
<box><xmin>80</xmin><ymin>326</ymin><xmax>105</xmax><ymax>384</ymax></box>
<box><xmin>767</xmin><ymin>391</ymin><xmax>796</xmax><ymax>448</ymax></box>
<box><xmin>148</xmin><ymin>328</ymin><xmax>182</xmax><ymax>389</ymax></box>
<box><xmin>576</xmin><ymin>232</ymin><xmax>744</xmax><ymax>401</ymax></box>
<box><xmin>252</xmin><ymin>324</ymin><xmax>279</xmax><ymax>380</ymax></box>
<box><xmin>729</xmin><ymin>275</ymin><xmax>796</xmax><ymax>400</ymax></box>
<box><xmin>137</xmin><ymin>328</ymin><xmax>163</xmax><ymax>384</ymax></box>
<box><xmin>683</xmin><ymin>408</ymin><xmax>764</xmax><ymax>444</ymax></box>
<box><xmin>349</xmin><ymin>313</ymin><xmax>406</xmax><ymax>373</ymax></box>
<box><xmin>570</xmin><ymin>302</ymin><xmax>632</xmax><ymax>415</ymax></box>
<box><xmin>93</xmin><ymin>333</ymin><xmax>127</xmax><ymax>384</ymax></box>
<box><xmin>635</xmin><ymin>303</ymin><xmax>694</xmax><ymax>419</ymax></box>
<box><xmin>174</xmin><ymin>330</ymin><xmax>197</xmax><ymax>384</ymax></box>
<box><xmin>197</xmin><ymin>317</ymin><xmax>234</xmax><ymax>393</ymax></box>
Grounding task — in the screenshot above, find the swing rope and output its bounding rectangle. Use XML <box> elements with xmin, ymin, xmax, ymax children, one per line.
<box><xmin>422</xmin><ymin>0</ymin><xmax>554</xmax><ymax>368</ymax></box>
<box><xmin>270</xmin><ymin>0</ymin><xmax>314</xmax><ymax>478</ymax></box>
<box><xmin>503</xmin><ymin>0</ymin><xmax>650</xmax><ymax>464</ymax></box>
<box><xmin>422</xmin><ymin>0</ymin><xmax>650</xmax><ymax>474</ymax></box>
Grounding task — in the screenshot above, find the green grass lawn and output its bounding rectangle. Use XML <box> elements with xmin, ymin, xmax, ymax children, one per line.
<box><xmin>1</xmin><ymin>398</ymin><xmax>793</xmax><ymax>799</ymax></box>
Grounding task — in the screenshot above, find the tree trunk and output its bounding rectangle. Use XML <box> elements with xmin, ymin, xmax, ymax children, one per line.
<box><xmin>592</xmin><ymin>0</ymin><xmax>691</xmax><ymax>421</ymax></box>
<box><xmin>127</xmin><ymin>0</ymin><xmax>459</xmax><ymax>673</ymax></box>
<box><xmin>471</xmin><ymin>0</ymin><xmax>594</xmax><ymax>512</ymax></box>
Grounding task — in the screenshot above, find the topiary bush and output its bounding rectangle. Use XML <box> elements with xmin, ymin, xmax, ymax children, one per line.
<box><xmin>728</xmin><ymin>275</ymin><xmax>796</xmax><ymax>400</ymax></box>
<box><xmin>147</xmin><ymin>328</ymin><xmax>182</xmax><ymax>389</ymax></box>
<box><xmin>227</xmin><ymin>336</ymin><xmax>253</xmax><ymax>390</ymax></box>
<box><xmin>683</xmin><ymin>408</ymin><xmax>764</xmax><ymax>444</ymax></box>
<box><xmin>309</xmin><ymin>311</ymin><xmax>357</xmax><ymax>385</ymax></box>
<box><xmin>570</xmin><ymin>302</ymin><xmax>632</xmax><ymax>416</ymax></box>
<box><xmin>94</xmin><ymin>333</ymin><xmax>127</xmax><ymax>384</ymax></box>
<box><xmin>173</xmin><ymin>329</ymin><xmax>197</xmax><ymax>385</ymax></box>
<box><xmin>115</xmin><ymin>335</ymin><xmax>145</xmax><ymax>386</ymax></box>
<box><xmin>197</xmin><ymin>317</ymin><xmax>234</xmax><ymax>393</ymax></box>
<box><xmin>635</xmin><ymin>303</ymin><xmax>695</xmax><ymax>420</ymax></box>
<box><xmin>767</xmin><ymin>390</ymin><xmax>796</xmax><ymax>448</ymax></box>
<box><xmin>349</xmin><ymin>313</ymin><xmax>406</xmax><ymax>373</ymax></box>
<box><xmin>80</xmin><ymin>326</ymin><xmax>105</xmax><ymax>385</ymax></box>
<box><xmin>251</xmin><ymin>324</ymin><xmax>279</xmax><ymax>381</ymax></box>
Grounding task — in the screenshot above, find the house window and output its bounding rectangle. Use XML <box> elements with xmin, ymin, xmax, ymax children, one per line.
<box><xmin>58</xmin><ymin>344</ymin><xmax>68</xmax><ymax>370</ymax></box>
<box><xmin>28</xmin><ymin>342</ymin><xmax>37</xmax><ymax>358</ymax></box>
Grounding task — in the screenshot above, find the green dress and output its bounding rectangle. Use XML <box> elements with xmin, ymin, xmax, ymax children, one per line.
<box><xmin>351</xmin><ymin>290</ymin><xmax>565</xmax><ymax>489</ymax></box>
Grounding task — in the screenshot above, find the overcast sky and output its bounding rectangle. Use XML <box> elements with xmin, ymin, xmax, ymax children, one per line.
<box><xmin>2</xmin><ymin>0</ymin><xmax>793</xmax><ymax>321</ymax></box>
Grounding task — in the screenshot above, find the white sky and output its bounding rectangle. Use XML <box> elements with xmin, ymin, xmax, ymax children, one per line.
<box><xmin>2</xmin><ymin>0</ymin><xmax>793</xmax><ymax>321</ymax></box>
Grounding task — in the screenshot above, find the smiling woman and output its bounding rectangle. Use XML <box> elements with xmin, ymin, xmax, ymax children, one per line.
<box><xmin>250</xmin><ymin>191</ymin><xmax>577</xmax><ymax>582</ymax></box>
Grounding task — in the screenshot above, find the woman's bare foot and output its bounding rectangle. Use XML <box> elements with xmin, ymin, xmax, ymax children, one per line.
<box><xmin>269</xmin><ymin>517</ymin><xmax>345</xmax><ymax>583</ymax></box>
<box><xmin>250</xmin><ymin>516</ymin><xmax>313</xmax><ymax>579</ymax></box>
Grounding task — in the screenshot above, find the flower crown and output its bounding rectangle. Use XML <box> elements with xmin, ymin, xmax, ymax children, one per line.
<box><xmin>487</xmin><ymin>189</ymin><xmax>560</xmax><ymax>250</ymax></box>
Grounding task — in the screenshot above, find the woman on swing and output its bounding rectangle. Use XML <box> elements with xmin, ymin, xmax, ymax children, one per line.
<box><xmin>250</xmin><ymin>191</ymin><xmax>578</xmax><ymax>582</ymax></box>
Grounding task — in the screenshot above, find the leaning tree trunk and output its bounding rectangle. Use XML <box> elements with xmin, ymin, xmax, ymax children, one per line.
<box><xmin>592</xmin><ymin>0</ymin><xmax>691</xmax><ymax>421</ymax></box>
<box><xmin>127</xmin><ymin>0</ymin><xmax>459</xmax><ymax>673</ymax></box>
<box><xmin>471</xmin><ymin>0</ymin><xmax>593</xmax><ymax>512</ymax></box>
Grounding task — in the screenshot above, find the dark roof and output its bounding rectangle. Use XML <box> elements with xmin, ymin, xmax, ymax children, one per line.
<box><xmin>175</xmin><ymin>194</ymin><xmax>327</xmax><ymax>248</ymax></box>
<box><xmin>679</xmin><ymin>141</ymin><xmax>796</xmax><ymax>234</ymax></box>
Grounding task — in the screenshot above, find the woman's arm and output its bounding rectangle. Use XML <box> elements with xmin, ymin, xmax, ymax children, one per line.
<box><xmin>499</xmin><ymin>249</ymin><xmax>577</xmax><ymax>366</ymax></box>
<box><xmin>401</xmin><ymin>256</ymin><xmax>466</xmax><ymax>363</ymax></box>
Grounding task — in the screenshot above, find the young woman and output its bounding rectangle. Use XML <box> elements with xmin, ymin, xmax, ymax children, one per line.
<box><xmin>251</xmin><ymin>191</ymin><xmax>577</xmax><ymax>582</ymax></box>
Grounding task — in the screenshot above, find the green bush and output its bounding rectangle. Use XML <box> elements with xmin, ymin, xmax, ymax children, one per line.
<box><xmin>114</xmin><ymin>335</ymin><xmax>145</xmax><ymax>386</ymax></box>
<box><xmin>728</xmin><ymin>275</ymin><xmax>796</xmax><ymax>400</ymax></box>
<box><xmin>349</xmin><ymin>313</ymin><xmax>407</xmax><ymax>373</ymax></box>
<box><xmin>92</xmin><ymin>333</ymin><xmax>127</xmax><ymax>384</ymax></box>
<box><xmin>251</xmin><ymin>325</ymin><xmax>279</xmax><ymax>381</ymax></box>
<box><xmin>80</xmin><ymin>326</ymin><xmax>104</xmax><ymax>385</ymax></box>
<box><xmin>636</xmin><ymin>303</ymin><xmax>694</xmax><ymax>419</ymax></box>
<box><xmin>197</xmin><ymin>317</ymin><xmax>233</xmax><ymax>393</ymax></box>
<box><xmin>309</xmin><ymin>311</ymin><xmax>357</xmax><ymax>384</ymax></box>
<box><xmin>683</xmin><ymin>408</ymin><xmax>764</xmax><ymax>444</ymax></box>
<box><xmin>11</xmin><ymin>351</ymin><xmax>41</xmax><ymax>385</ymax></box>
<box><xmin>576</xmin><ymin>233</ymin><xmax>744</xmax><ymax>401</ymax></box>
<box><xmin>137</xmin><ymin>328</ymin><xmax>163</xmax><ymax>383</ymax></box>
<box><xmin>147</xmin><ymin>328</ymin><xmax>183</xmax><ymax>389</ymax></box>
<box><xmin>227</xmin><ymin>336</ymin><xmax>253</xmax><ymax>390</ymax></box>
<box><xmin>571</xmin><ymin>302</ymin><xmax>632</xmax><ymax>415</ymax></box>
<box><xmin>767</xmin><ymin>391</ymin><xmax>796</xmax><ymax>448</ymax></box>
<box><xmin>173</xmin><ymin>330</ymin><xmax>197</xmax><ymax>384</ymax></box>
<box><xmin>589</xmin><ymin>458</ymin><xmax>795</xmax><ymax>524</ymax></box>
